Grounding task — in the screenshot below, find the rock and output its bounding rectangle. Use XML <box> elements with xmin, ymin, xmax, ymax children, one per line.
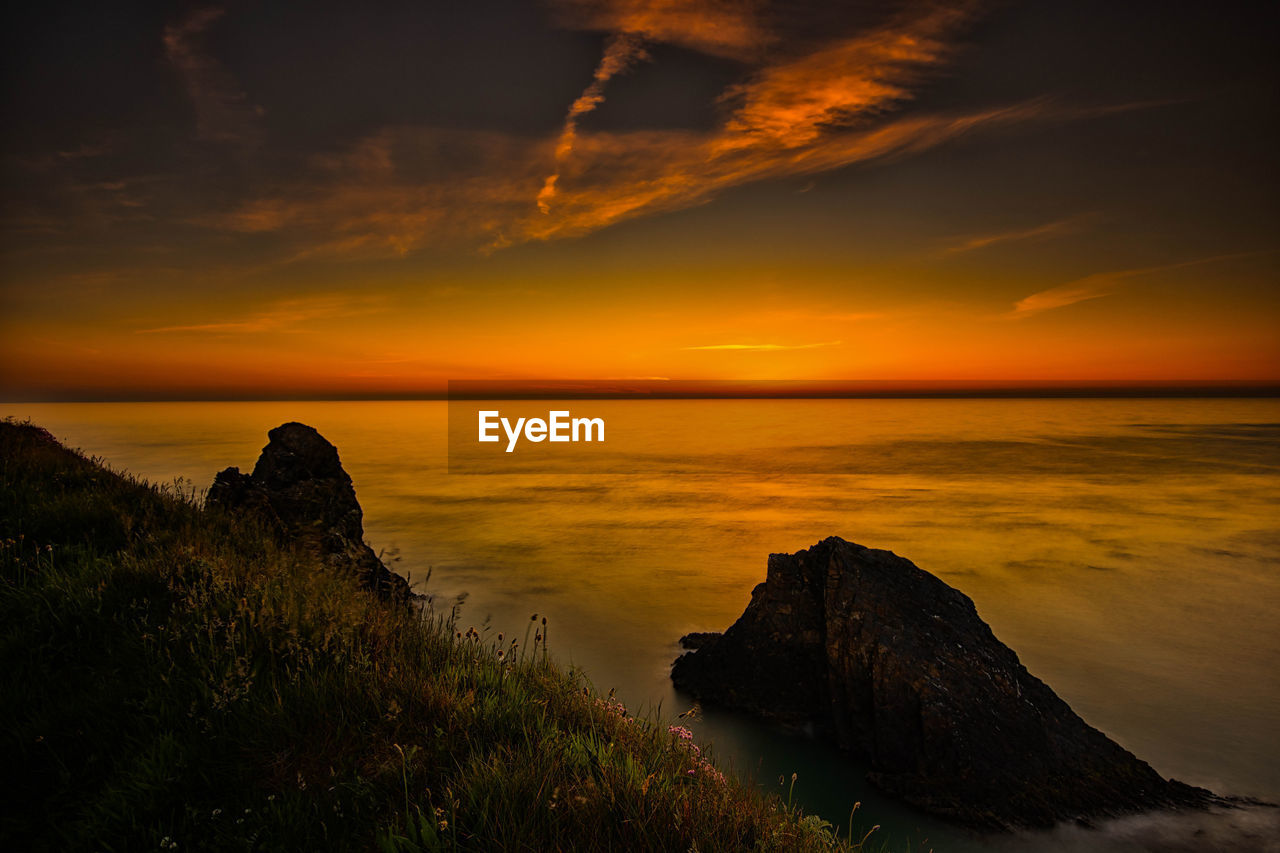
<box><xmin>208</xmin><ymin>422</ymin><xmax>414</xmax><ymax>602</ymax></box>
<box><xmin>671</xmin><ymin>536</ymin><xmax>1214</xmax><ymax>830</ymax></box>
<box><xmin>678</xmin><ymin>631</ymin><xmax>721</xmax><ymax>650</ymax></box>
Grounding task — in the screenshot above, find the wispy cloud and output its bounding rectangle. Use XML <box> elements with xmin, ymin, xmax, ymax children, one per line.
<box><xmin>1006</xmin><ymin>252</ymin><xmax>1269</xmax><ymax>319</ymax></box>
<box><xmin>200</xmin><ymin>2</ymin><xmax>1173</xmax><ymax>260</ymax></box>
<box><xmin>203</xmin><ymin>128</ymin><xmax>550</xmax><ymax>259</ymax></box>
<box><xmin>945</xmin><ymin>215</ymin><xmax>1088</xmax><ymax>254</ymax></box>
<box><xmin>549</xmin><ymin>0</ymin><xmax>771</xmax><ymax>61</ymax></box>
<box><xmin>1007</xmin><ymin>277</ymin><xmax>1114</xmax><ymax>318</ymax></box>
<box><xmin>516</xmin><ymin>0</ymin><xmax>985</xmax><ymax>244</ymax></box>
<box><xmin>163</xmin><ymin>7</ymin><xmax>262</xmax><ymax>145</ymax></box>
<box><xmin>206</xmin><ymin>1</ymin><xmax>1002</xmax><ymax>256</ymax></box>
<box><xmin>718</xmin><ymin>7</ymin><xmax>968</xmax><ymax>148</ymax></box>
<box><xmin>683</xmin><ymin>340</ymin><xmax>842</xmax><ymax>351</ymax></box>
<box><xmin>136</xmin><ymin>295</ymin><xmax>382</xmax><ymax>334</ymax></box>
<box><xmin>538</xmin><ymin>34</ymin><xmax>649</xmax><ymax>214</ymax></box>
<box><xmin>208</xmin><ymin>101</ymin><xmax>1060</xmax><ymax>260</ymax></box>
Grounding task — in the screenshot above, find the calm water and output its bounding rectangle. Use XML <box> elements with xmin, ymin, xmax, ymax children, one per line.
<box><xmin>7</xmin><ymin>399</ymin><xmax>1279</xmax><ymax>851</ymax></box>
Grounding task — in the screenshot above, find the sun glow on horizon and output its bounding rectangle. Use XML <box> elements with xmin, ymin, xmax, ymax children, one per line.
<box><xmin>1</xmin><ymin>2</ymin><xmax>1276</xmax><ymax>400</ymax></box>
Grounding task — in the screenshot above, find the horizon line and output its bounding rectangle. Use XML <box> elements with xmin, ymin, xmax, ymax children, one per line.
<box><xmin>5</xmin><ymin>379</ymin><xmax>1280</xmax><ymax>403</ymax></box>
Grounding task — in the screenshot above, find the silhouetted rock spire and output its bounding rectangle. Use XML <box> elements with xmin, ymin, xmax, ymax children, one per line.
<box><xmin>209</xmin><ymin>422</ymin><xmax>413</xmax><ymax>601</ymax></box>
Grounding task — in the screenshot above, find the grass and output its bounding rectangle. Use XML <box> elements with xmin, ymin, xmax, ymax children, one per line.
<box><xmin>0</xmin><ymin>419</ymin><xmax>874</xmax><ymax>852</ymax></box>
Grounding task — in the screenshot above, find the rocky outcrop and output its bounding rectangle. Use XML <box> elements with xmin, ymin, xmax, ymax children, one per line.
<box><xmin>208</xmin><ymin>422</ymin><xmax>414</xmax><ymax>601</ymax></box>
<box><xmin>671</xmin><ymin>536</ymin><xmax>1214</xmax><ymax>830</ymax></box>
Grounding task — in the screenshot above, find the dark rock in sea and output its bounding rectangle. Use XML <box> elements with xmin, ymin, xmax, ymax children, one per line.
<box><xmin>208</xmin><ymin>422</ymin><xmax>415</xmax><ymax>602</ymax></box>
<box><xmin>671</xmin><ymin>536</ymin><xmax>1215</xmax><ymax>830</ymax></box>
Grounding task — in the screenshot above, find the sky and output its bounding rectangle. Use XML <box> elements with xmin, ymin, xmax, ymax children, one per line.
<box><xmin>1</xmin><ymin>0</ymin><xmax>1277</xmax><ymax>399</ymax></box>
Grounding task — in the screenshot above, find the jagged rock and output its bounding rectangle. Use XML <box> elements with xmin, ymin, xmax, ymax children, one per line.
<box><xmin>678</xmin><ymin>632</ymin><xmax>721</xmax><ymax>650</ymax></box>
<box><xmin>671</xmin><ymin>536</ymin><xmax>1214</xmax><ymax>830</ymax></box>
<box><xmin>208</xmin><ymin>422</ymin><xmax>414</xmax><ymax>601</ymax></box>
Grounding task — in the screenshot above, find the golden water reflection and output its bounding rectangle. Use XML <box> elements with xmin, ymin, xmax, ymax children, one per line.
<box><xmin>9</xmin><ymin>399</ymin><xmax>1279</xmax><ymax>847</ymax></box>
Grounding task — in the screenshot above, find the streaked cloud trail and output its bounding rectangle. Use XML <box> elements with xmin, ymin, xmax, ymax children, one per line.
<box><xmin>946</xmin><ymin>216</ymin><xmax>1088</xmax><ymax>254</ymax></box>
<box><xmin>538</xmin><ymin>33</ymin><xmax>649</xmax><ymax>214</ymax></box>
<box><xmin>1007</xmin><ymin>252</ymin><xmax>1271</xmax><ymax>319</ymax></box>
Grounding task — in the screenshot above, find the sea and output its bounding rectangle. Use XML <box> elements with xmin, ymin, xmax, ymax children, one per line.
<box><xmin>7</xmin><ymin>398</ymin><xmax>1279</xmax><ymax>852</ymax></box>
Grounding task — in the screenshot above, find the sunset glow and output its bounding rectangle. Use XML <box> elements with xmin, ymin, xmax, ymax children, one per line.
<box><xmin>2</xmin><ymin>1</ymin><xmax>1276</xmax><ymax>399</ymax></box>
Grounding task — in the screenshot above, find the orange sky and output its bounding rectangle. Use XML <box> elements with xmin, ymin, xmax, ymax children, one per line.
<box><xmin>5</xmin><ymin>252</ymin><xmax>1276</xmax><ymax>399</ymax></box>
<box><xmin>1</xmin><ymin>0</ymin><xmax>1277</xmax><ymax>399</ymax></box>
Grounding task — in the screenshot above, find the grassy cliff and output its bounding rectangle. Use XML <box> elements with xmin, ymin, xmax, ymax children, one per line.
<box><xmin>0</xmin><ymin>420</ymin><xmax>868</xmax><ymax>852</ymax></box>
